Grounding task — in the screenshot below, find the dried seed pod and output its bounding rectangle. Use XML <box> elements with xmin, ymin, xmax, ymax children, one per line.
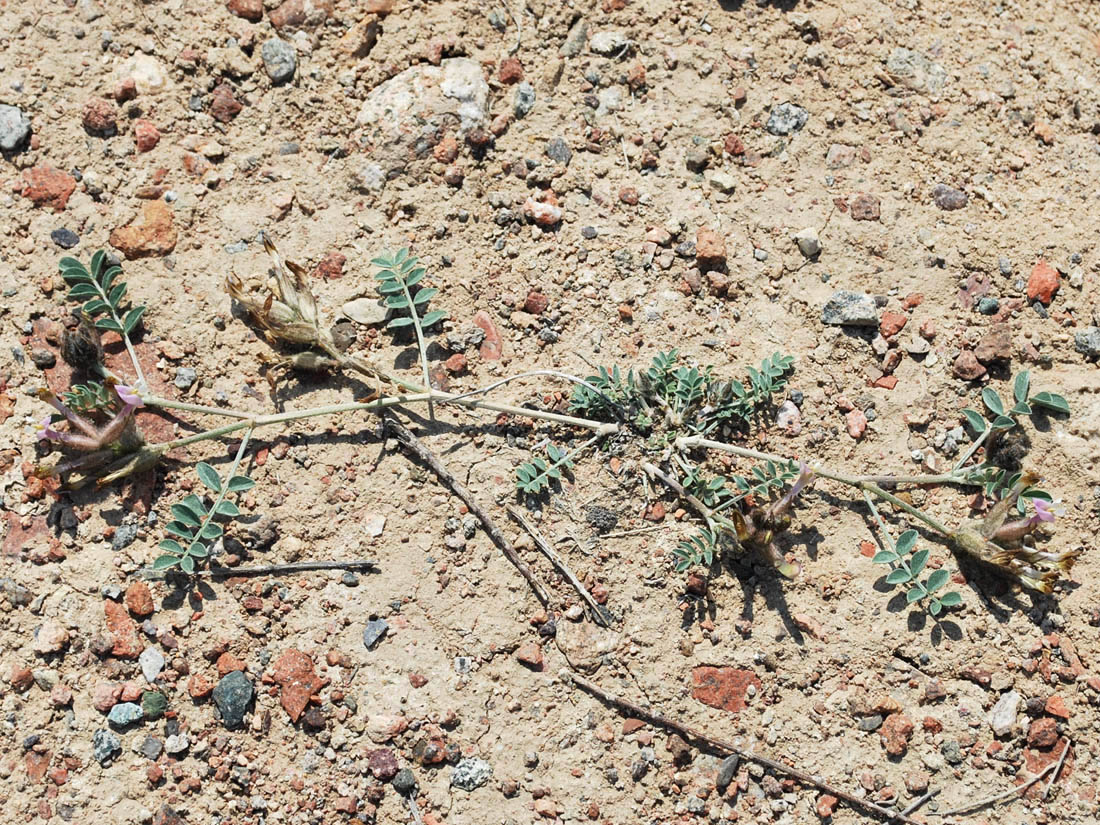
<box><xmin>60</xmin><ymin>316</ymin><xmax>104</xmax><ymax>372</ymax></box>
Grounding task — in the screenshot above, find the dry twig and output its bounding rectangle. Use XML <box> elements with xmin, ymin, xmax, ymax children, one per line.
<box><xmin>506</xmin><ymin>505</ymin><xmax>612</xmax><ymax>626</ymax></box>
<box><xmin>139</xmin><ymin>559</ymin><xmax>378</xmax><ymax>581</ymax></box>
<box><xmin>567</xmin><ymin>671</ymin><xmax>920</xmax><ymax>825</ymax></box>
<box><xmin>937</xmin><ymin>754</ymin><xmax>1062</xmax><ymax>817</ymax></box>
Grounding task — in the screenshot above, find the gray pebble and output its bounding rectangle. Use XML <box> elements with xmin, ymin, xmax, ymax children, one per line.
<box><xmin>174</xmin><ymin>367</ymin><xmax>197</xmax><ymax>390</ymax></box>
<box><xmin>1074</xmin><ymin>326</ymin><xmax>1100</xmax><ymax>360</ymax></box>
<box><xmin>977</xmin><ymin>297</ymin><xmax>1000</xmax><ymax>315</ymax></box>
<box><xmin>224</xmin><ymin>240</ymin><xmax>248</xmax><ymax>254</ymax></box>
<box><xmin>50</xmin><ymin>228</ymin><xmax>80</xmax><ymax>249</ymax></box>
<box><xmin>362</xmin><ymin>618</ymin><xmax>389</xmax><ymax>649</ymax></box>
<box><xmin>30</xmin><ymin>349</ymin><xmax>56</xmax><ymax>369</ymax></box>
<box><xmin>212</xmin><ymin>670</ymin><xmax>253</xmax><ymax>729</ymax></box>
<box><xmin>821</xmin><ymin>290</ymin><xmax>878</xmax><ymax>326</ymax></box>
<box><xmin>858</xmin><ymin>714</ymin><xmax>883</xmax><ymax>732</ymax></box>
<box><xmin>392</xmin><ymin>768</ymin><xmax>418</xmax><ymax>795</ymax></box>
<box><xmin>140</xmin><ymin>735</ymin><xmax>163</xmax><ymax>760</ymax></box>
<box><xmin>586</xmin><ymin>505</ymin><xmax>618</xmax><ymax>533</ymax></box>
<box><xmin>589</xmin><ymin>30</ymin><xmax>629</xmax><ymax>55</ymax></box>
<box><xmin>545</xmin><ymin>137</ymin><xmax>571</xmax><ymax>166</ymax></box>
<box><xmin>107</xmin><ymin>702</ymin><xmax>144</xmax><ymax>728</ymax></box>
<box><xmin>0</xmin><ymin>104</ymin><xmax>31</xmax><ymax>152</ymax></box>
<box><xmin>111</xmin><ymin>522</ymin><xmax>139</xmax><ymax>551</ymax></box>
<box><xmin>766</xmin><ymin>102</ymin><xmax>808</xmax><ymax>136</ymax></box>
<box><xmin>262</xmin><ymin>38</ymin><xmax>297</xmax><ymax>85</ymax></box>
<box><xmin>451</xmin><ymin>757</ymin><xmax>492</xmax><ymax>791</ymax></box>
<box><xmin>559</xmin><ymin>19</ymin><xmax>588</xmax><ymax>57</ymax></box>
<box><xmin>164</xmin><ymin>734</ymin><xmax>189</xmax><ymax>754</ymax></box>
<box><xmin>513</xmin><ymin>82</ymin><xmax>536</xmax><ymax>118</ymax></box>
<box><xmin>92</xmin><ymin>729</ymin><xmax>121</xmax><ymax>765</ymax></box>
<box><xmin>998</xmin><ymin>257</ymin><xmax>1013</xmax><ymax>276</ymax></box>
<box><xmin>931</xmin><ymin>184</ymin><xmax>968</xmax><ymax>210</ymax></box>
<box><xmin>716</xmin><ymin>754</ymin><xmax>740</xmax><ymax>791</ymax></box>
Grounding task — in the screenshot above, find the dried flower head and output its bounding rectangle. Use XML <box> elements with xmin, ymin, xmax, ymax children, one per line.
<box><xmin>60</xmin><ymin>315</ymin><xmax>104</xmax><ymax>372</ymax></box>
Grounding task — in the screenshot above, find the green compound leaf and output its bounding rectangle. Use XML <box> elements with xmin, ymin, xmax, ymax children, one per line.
<box><xmin>938</xmin><ymin>591</ymin><xmax>962</xmax><ymax>607</ymax></box>
<box><xmin>180</xmin><ymin>555</ymin><xmax>195</xmax><ymax>574</ymax></box>
<box><xmin>906</xmin><ymin>586</ymin><xmax>925</xmax><ymax>604</ymax></box>
<box><xmin>894</xmin><ymin>530</ymin><xmax>919</xmax><ymax>556</ymax></box>
<box><xmin>123</xmin><ymin>306</ymin><xmax>146</xmax><ymax>335</ymax></box>
<box><xmin>1014</xmin><ymin>371</ymin><xmax>1030</xmax><ymax>403</ymax></box>
<box><xmin>158</xmin><ymin>539</ymin><xmax>185</xmax><ymax>556</ymax></box>
<box><xmin>910</xmin><ymin>549</ymin><xmax>929</xmax><ymax>577</ymax></box>
<box><xmin>872</xmin><ymin>551</ymin><xmax>899</xmax><ymax>565</ymax></box>
<box><xmin>1031</xmin><ymin>392</ymin><xmax>1070</xmax><ymax>415</ymax></box>
<box><xmin>195</xmin><ymin>462</ymin><xmax>222</xmax><ymax>493</ymax></box>
<box><xmin>226</xmin><ymin>475</ymin><xmax>256</xmax><ymax>492</ymax></box>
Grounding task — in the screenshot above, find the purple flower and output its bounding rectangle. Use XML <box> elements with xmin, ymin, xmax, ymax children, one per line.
<box><xmin>115</xmin><ymin>384</ymin><xmax>144</xmax><ymax>410</ymax></box>
<box><xmin>36</xmin><ymin>415</ymin><xmax>62</xmax><ymax>442</ymax></box>
<box><xmin>1029</xmin><ymin>498</ymin><xmax>1057</xmax><ymax>525</ymax></box>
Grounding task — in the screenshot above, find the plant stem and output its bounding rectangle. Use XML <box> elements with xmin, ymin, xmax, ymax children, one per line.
<box><xmin>144</xmin><ymin>396</ymin><xmax>256</xmax><ymax>419</ymax></box>
<box><xmin>953</xmin><ymin>427</ymin><xmax>990</xmax><ymax>472</ymax></box>
<box><xmin>396</xmin><ymin>272</ymin><xmax>435</xmax><ymax>421</ymax></box>
<box><xmin>191</xmin><ymin>426</ymin><xmax>254</xmax><ymax>551</ymax></box>
<box><xmin>677</xmin><ymin>436</ymin><xmax>954</xmax><ymax>538</ymax></box>
<box><xmin>92</xmin><ymin>279</ymin><xmax>147</xmax><ymax>391</ymax></box>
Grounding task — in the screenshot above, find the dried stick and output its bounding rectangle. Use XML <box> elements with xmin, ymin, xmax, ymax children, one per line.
<box><xmin>900</xmin><ymin>788</ymin><xmax>938</xmax><ymax>815</ymax></box>
<box><xmin>1042</xmin><ymin>739</ymin><xmax>1071</xmax><ymax>800</ymax></box>
<box><xmin>506</xmin><ymin>504</ymin><xmax>612</xmax><ymax>627</ymax></box>
<box><xmin>139</xmin><ymin>559</ymin><xmax>378</xmax><ymax>581</ymax></box>
<box><xmin>567</xmin><ymin>672</ymin><xmax>920</xmax><ymax>825</ymax></box>
<box><xmin>383</xmin><ymin>415</ymin><xmax>551</xmax><ymax>607</ymax></box>
<box><xmin>937</xmin><ymin>758</ymin><xmax>1060</xmax><ymax>817</ymax></box>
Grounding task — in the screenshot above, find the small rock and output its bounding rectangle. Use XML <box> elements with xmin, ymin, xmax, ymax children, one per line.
<box><xmin>363</xmin><ymin>619</ymin><xmax>388</xmax><ymax>649</ymax></box>
<box><xmin>142</xmin><ymin>691</ymin><xmax>167</xmax><ymax>720</ymax></box>
<box><xmin>1074</xmin><ymin>326</ymin><xmax>1100</xmax><ymax>360</ymax></box>
<box><xmin>212</xmin><ymin>670</ymin><xmax>253</xmax><ymax>729</ymax></box>
<box><xmin>821</xmin><ymin>291</ymin><xmax>878</xmax><ymax>326</ymax></box>
<box><xmin>451</xmin><ymin>758</ymin><xmax>493</xmax><ymax>791</ymax></box>
<box><xmin>589</xmin><ymin>31</ymin><xmax>629</xmax><ymax>55</ymax></box>
<box><xmin>368</xmin><ymin>748</ymin><xmax>399</xmax><ymax>781</ymax></box>
<box><xmin>174</xmin><ymin>367</ymin><xmax>197</xmax><ymax>390</ymax></box>
<box><xmin>695</xmin><ymin>227</ymin><xmax>726</xmax><ymax>270</ymax></box>
<box><xmin>988</xmin><ymin>690</ymin><xmax>1020</xmax><ymax>737</ymax></box>
<box><xmin>559</xmin><ymin>19</ymin><xmax>588</xmax><ymax>57</ymax></box>
<box><xmin>164</xmin><ymin>733</ymin><xmax>189</xmax><ymax>754</ymax></box>
<box><xmin>139</xmin><ymin>647</ymin><xmax>165</xmax><ymax>683</ymax></box>
<box><xmin>50</xmin><ymin>228</ymin><xmax>80</xmax><ymax>249</ymax></box>
<box><xmin>271</xmin><ymin>648</ymin><xmax>324</xmax><ymax>723</ymax></box>
<box><xmin>977</xmin><ymin>297</ymin><xmax>1000</xmax><ymax>315</ymax></box>
<box><xmin>141</xmin><ymin>735</ymin><xmax>163</xmax><ymax>760</ymax></box>
<box><xmin>886</xmin><ymin>47</ymin><xmax>947</xmax><ymax>95</ymax></box>
<box><xmin>846</xmin><ymin>409</ymin><xmax>867</xmax><ymax>440</ymax></box>
<box><xmin>775</xmin><ymin>400</ymin><xmax>801</xmax><ymax>434</ymax></box>
<box><xmin>515</xmin><ymin>642</ymin><xmax>544</xmax><ymax>670</ymax></box>
<box><xmin>30</xmin><ymin>349</ymin><xmax>57</xmax><ymax>369</ymax></box>
<box><xmin>92</xmin><ymin>729</ymin><xmax>121</xmax><ymax>765</ymax></box>
<box><xmin>125</xmin><ymin>582</ymin><xmax>155</xmax><ymax>617</ymax></box>
<box><xmin>33</xmin><ymin>621</ymin><xmax>69</xmax><ymax>654</ymax></box>
<box><xmin>816</xmin><ymin>794</ymin><xmax>839</xmax><ymax>819</ymax></box>
<box><xmin>0</xmin><ymin>104</ymin><xmax>32</xmax><ymax>152</ymax></box>
<box><xmin>116</xmin><ymin>54</ymin><xmax>169</xmax><ymax>95</ymax></box>
<box><xmin>513</xmin><ymin>82</ymin><xmax>536</xmax><ymax>118</ymax></box>
<box><xmin>716</xmin><ymin>755</ymin><xmax>740</xmax><ymax>792</ymax></box>
<box><xmin>110</xmin><ymin>200</ymin><xmax>177</xmax><ymax>259</ymax></box>
<box><xmin>952</xmin><ymin>351</ymin><xmax>986</xmax><ymax>381</ymax></box>
<box><xmin>708</xmin><ymin>171</ymin><xmax>736</xmax><ymax>194</ymax></box>
<box><xmin>1028</xmin><ymin>717</ymin><xmax>1059</xmax><ymax>748</ymax></box>
<box><xmin>107</xmin><ymin>702</ymin><xmax>144</xmax><ymax>728</ymax></box>
<box><xmin>850</xmin><ymin>193</ymin><xmax>881</xmax><ymax>221</ymax></box>
<box><xmin>393</xmin><ymin>768</ymin><xmax>418</xmax><ymax>795</ymax></box>
<box><xmin>227</xmin><ymin>0</ymin><xmax>263</xmax><ymax>22</ymax></box>
<box><xmin>269</xmin><ymin>0</ymin><xmax>331</xmax><ymax>29</ymax></box>
<box><xmin>858</xmin><ymin>714</ymin><xmax>884</xmax><ymax>732</ymax></box>
<box><xmin>22</xmin><ymin>165</ymin><xmax>77</xmax><ymax>211</ymax></box>
<box><xmin>545</xmin><ymin>138</ymin><xmax>571</xmax><ymax>165</ymax></box>
<box><xmin>82</xmin><ymin>98</ymin><xmax>118</xmax><ymax>136</ymax></box>
<box><xmin>262</xmin><ymin>38</ymin><xmax>297</xmax><ymax>84</ymax></box>
<box><xmin>586</xmin><ymin>505</ymin><xmax>618</xmax><ymax>533</ymax></box>
<box><xmin>793</xmin><ymin>227</ymin><xmax>821</xmax><ymax>259</ymax></box>
<box><xmin>133</xmin><ymin>119</ymin><xmax>160</xmax><ymax>152</ymax></box>
<box><xmin>691</xmin><ymin>666</ymin><xmax>760</xmax><ymax>712</ymax></box>
<box><xmin>766</xmin><ymin>102</ymin><xmax>808</xmax><ymax>135</ymax></box>
<box><xmin>974</xmin><ymin>329</ymin><xmax>1012</xmax><ymax>365</ymax></box>
<box><xmin>932</xmin><ymin>184</ymin><xmax>968</xmax><ymax>210</ymax></box>
<box><xmin>880</xmin><ymin>713</ymin><xmax>914</xmax><ymax>756</ymax></box>
<box><xmin>342</xmin><ymin>297</ymin><xmax>390</xmax><ymax>326</ymax></box>
<box><xmin>1027</xmin><ymin>260</ymin><xmax>1059</xmax><ymax>305</ymax></box>
<box><xmin>498</xmin><ymin>57</ymin><xmax>523</xmax><ymax>84</ymax></box>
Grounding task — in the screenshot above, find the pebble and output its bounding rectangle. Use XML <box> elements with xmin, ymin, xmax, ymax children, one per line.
<box><xmin>1027</xmin><ymin>260</ymin><xmax>1059</xmax><ymax>305</ymax></box>
<box><xmin>886</xmin><ymin>47</ymin><xmax>947</xmax><ymax>94</ymax></box>
<box><xmin>0</xmin><ymin>104</ymin><xmax>31</xmax><ymax>151</ymax></box>
<box><xmin>545</xmin><ymin>137</ymin><xmax>571</xmax><ymax>165</ymax></box>
<box><xmin>174</xmin><ymin>367</ymin><xmax>196</xmax><ymax>390</ymax></box>
<box><xmin>392</xmin><ymin>768</ymin><xmax>418</xmax><ymax>795</ymax></box>
<box><xmin>821</xmin><ymin>290</ymin><xmax>877</xmax><ymax>326</ymax></box>
<box><xmin>708</xmin><ymin>171</ymin><xmax>736</xmax><ymax>194</ymax></box>
<box><xmin>142</xmin><ymin>691</ymin><xmax>167</xmax><ymax>720</ymax></box>
<box><xmin>451</xmin><ymin>757</ymin><xmax>492</xmax><ymax>791</ymax></box>
<box><xmin>107</xmin><ymin>702</ymin><xmax>144</xmax><ymax>728</ymax></box>
<box><xmin>716</xmin><ymin>755</ymin><xmax>740</xmax><ymax>792</ymax></box>
<box><xmin>30</xmin><ymin>349</ymin><xmax>57</xmax><ymax>369</ymax></box>
<box><xmin>262</xmin><ymin>38</ymin><xmax>297</xmax><ymax>84</ymax></box>
<box><xmin>850</xmin><ymin>193</ymin><xmax>881</xmax><ymax>221</ymax></box>
<box><xmin>988</xmin><ymin>690</ymin><xmax>1020</xmax><ymax>737</ymax></box>
<box><xmin>342</xmin><ymin>297</ymin><xmax>390</xmax><ymax>326</ymax></box>
<box><xmin>92</xmin><ymin>729</ymin><xmax>121</xmax><ymax>765</ymax></box>
<box><xmin>559</xmin><ymin>19</ymin><xmax>588</xmax><ymax>57</ymax></box>
<box><xmin>846</xmin><ymin>409</ymin><xmax>867</xmax><ymax>440</ymax></box>
<box><xmin>112</xmin><ymin>522</ymin><xmax>139</xmax><ymax>551</ymax></box>
<box><xmin>82</xmin><ymin>97</ymin><xmax>118</xmax><ymax>136</ymax></box>
<box><xmin>793</xmin><ymin>227</ymin><xmax>821</xmax><ymax>258</ymax></box>
<box><xmin>213</xmin><ymin>670</ymin><xmax>253</xmax><ymax>729</ymax></box>
<box><xmin>977</xmin><ymin>297</ymin><xmax>999</xmax><ymax>315</ymax></box>
<box><xmin>775</xmin><ymin>400</ymin><xmax>801</xmax><ymax>434</ymax></box>
<box><xmin>952</xmin><ymin>351</ymin><xmax>986</xmax><ymax>380</ymax></box>
<box><xmin>363</xmin><ymin>619</ymin><xmax>389</xmax><ymax>649</ymax></box>
<box><xmin>116</xmin><ymin>54</ymin><xmax>169</xmax><ymax>95</ymax></box>
<box><xmin>33</xmin><ymin>620</ymin><xmax>69</xmax><ymax>654</ymax></box>
<box><xmin>139</xmin><ymin>647</ymin><xmax>165</xmax><ymax>683</ymax></box>
<box><xmin>50</xmin><ymin>228</ymin><xmax>80</xmax><ymax>249</ymax></box>
<box><xmin>931</xmin><ymin>184</ymin><xmax>967</xmax><ymax>210</ymax></box>
<box><xmin>589</xmin><ymin>30</ymin><xmax>629</xmax><ymax>55</ymax></box>
<box><xmin>1074</xmin><ymin>326</ymin><xmax>1100</xmax><ymax>360</ymax></box>
<box><xmin>766</xmin><ymin>102</ymin><xmax>808</xmax><ymax>135</ymax></box>
<box><xmin>513</xmin><ymin>82</ymin><xmax>536</xmax><ymax>118</ymax></box>
<box><xmin>141</xmin><ymin>735</ymin><xmax>163</xmax><ymax>760</ymax></box>
<box><xmin>164</xmin><ymin>734</ymin><xmax>189</xmax><ymax>755</ymax></box>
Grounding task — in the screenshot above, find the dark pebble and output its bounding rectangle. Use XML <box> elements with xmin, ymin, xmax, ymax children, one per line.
<box><xmin>392</xmin><ymin>768</ymin><xmax>418</xmax><ymax>796</ymax></box>
<box><xmin>341</xmin><ymin>572</ymin><xmax>360</xmax><ymax>586</ymax></box>
<box><xmin>50</xmin><ymin>228</ymin><xmax>80</xmax><ymax>249</ymax></box>
<box><xmin>363</xmin><ymin>618</ymin><xmax>389</xmax><ymax>650</ymax></box>
<box><xmin>586</xmin><ymin>505</ymin><xmax>618</xmax><ymax>533</ymax></box>
<box><xmin>716</xmin><ymin>754</ymin><xmax>740</xmax><ymax>791</ymax></box>
<box><xmin>212</xmin><ymin>670</ymin><xmax>253</xmax><ymax>729</ymax></box>
<box><xmin>581</xmin><ymin>226</ymin><xmax>597</xmax><ymax>239</ymax></box>
<box><xmin>30</xmin><ymin>349</ymin><xmax>57</xmax><ymax>369</ymax></box>
<box><xmin>545</xmin><ymin>137</ymin><xmax>571</xmax><ymax>166</ymax></box>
